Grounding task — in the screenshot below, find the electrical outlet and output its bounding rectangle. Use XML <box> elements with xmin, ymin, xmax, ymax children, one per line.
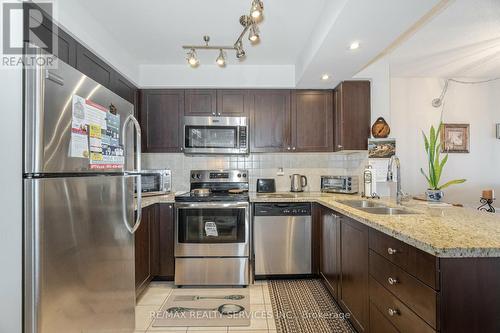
<box><xmin>276</xmin><ymin>167</ymin><xmax>284</xmax><ymax>176</ymax></box>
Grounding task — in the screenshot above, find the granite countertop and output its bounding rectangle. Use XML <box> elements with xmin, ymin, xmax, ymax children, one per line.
<box><xmin>250</xmin><ymin>192</ymin><xmax>500</xmax><ymax>258</ymax></box>
<box><xmin>134</xmin><ymin>193</ymin><xmax>176</xmax><ymax>210</ymax></box>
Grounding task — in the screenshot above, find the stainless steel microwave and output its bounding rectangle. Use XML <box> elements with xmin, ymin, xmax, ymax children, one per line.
<box><xmin>136</xmin><ymin>169</ymin><xmax>171</xmax><ymax>196</ymax></box>
<box><xmin>183</xmin><ymin>116</ymin><xmax>248</xmax><ymax>155</ymax></box>
<box><xmin>321</xmin><ymin>175</ymin><xmax>359</xmax><ymax>194</ymax></box>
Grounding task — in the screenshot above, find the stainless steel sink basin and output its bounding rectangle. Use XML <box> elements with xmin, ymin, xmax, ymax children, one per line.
<box><xmin>338</xmin><ymin>200</ymin><xmax>385</xmax><ymax>208</ymax></box>
<box><xmin>358</xmin><ymin>207</ymin><xmax>419</xmax><ymax>215</ymax></box>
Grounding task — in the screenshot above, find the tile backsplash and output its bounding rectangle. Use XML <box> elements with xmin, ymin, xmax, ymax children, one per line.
<box><xmin>143</xmin><ymin>152</ymin><xmax>368</xmax><ymax>193</ymax></box>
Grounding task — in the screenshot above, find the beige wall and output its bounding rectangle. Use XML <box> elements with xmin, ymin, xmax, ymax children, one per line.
<box><xmin>390</xmin><ymin>78</ymin><xmax>500</xmax><ymax>206</ymax></box>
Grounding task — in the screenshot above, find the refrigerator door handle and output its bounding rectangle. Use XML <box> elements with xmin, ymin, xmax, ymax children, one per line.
<box><xmin>122</xmin><ymin>114</ymin><xmax>142</xmax><ymax>234</ymax></box>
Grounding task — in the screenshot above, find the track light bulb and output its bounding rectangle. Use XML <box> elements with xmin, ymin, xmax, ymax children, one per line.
<box><xmin>187</xmin><ymin>49</ymin><xmax>199</xmax><ymax>67</ymax></box>
<box><xmin>251</xmin><ymin>0</ymin><xmax>263</xmax><ymax>19</ymax></box>
<box><xmin>249</xmin><ymin>24</ymin><xmax>260</xmax><ymax>43</ymax></box>
<box><xmin>236</xmin><ymin>48</ymin><xmax>246</xmax><ymax>59</ymax></box>
<box><xmin>216</xmin><ymin>49</ymin><xmax>226</xmax><ymax>67</ymax></box>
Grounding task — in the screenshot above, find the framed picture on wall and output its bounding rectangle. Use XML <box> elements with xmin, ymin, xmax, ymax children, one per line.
<box><xmin>441</xmin><ymin>123</ymin><xmax>470</xmax><ymax>153</ymax></box>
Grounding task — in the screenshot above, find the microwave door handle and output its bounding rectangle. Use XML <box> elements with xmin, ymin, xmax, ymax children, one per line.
<box><xmin>121</xmin><ymin>114</ymin><xmax>142</xmax><ymax>234</ymax></box>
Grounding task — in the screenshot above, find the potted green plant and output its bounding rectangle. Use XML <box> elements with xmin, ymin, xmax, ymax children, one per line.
<box><xmin>420</xmin><ymin>122</ymin><xmax>466</xmax><ymax>201</ymax></box>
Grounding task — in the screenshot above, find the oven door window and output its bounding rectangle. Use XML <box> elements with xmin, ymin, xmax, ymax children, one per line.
<box><xmin>185</xmin><ymin>126</ymin><xmax>238</xmax><ymax>149</ymax></box>
<box><xmin>178</xmin><ymin>208</ymin><xmax>245</xmax><ymax>243</ymax></box>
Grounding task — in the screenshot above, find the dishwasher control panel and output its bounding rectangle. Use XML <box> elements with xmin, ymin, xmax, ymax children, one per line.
<box><xmin>254</xmin><ymin>203</ymin><xmax>311</xmax><ymax>216</ymax></box>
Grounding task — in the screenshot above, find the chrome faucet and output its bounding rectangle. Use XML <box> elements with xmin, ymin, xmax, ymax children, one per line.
<box><xmin>387</xmin><ymin>155</ymin><xmax>405</xmax><ymax>205</ymax></box>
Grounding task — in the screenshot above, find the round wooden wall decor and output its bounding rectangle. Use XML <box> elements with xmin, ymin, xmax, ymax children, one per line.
<box><xmin>371</xmin><ymin>117</ymin><xmax>391</xmax><ymax>138</ymax></box>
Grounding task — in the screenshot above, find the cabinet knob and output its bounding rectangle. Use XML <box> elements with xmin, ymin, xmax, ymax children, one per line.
<box><xmin>287</xmin><ymin>147</ymin><xmax>291</xmax><ymax>150</ymax></box>
<box><xmin>292</xmin><ymin>147</ymin><xmax>296</xmax><ymax>151</ymax></box>
<box><xmin>169</xmin><ymin>205</ymin><xmax>172</xmax><ymax>208</ymax></box>
<box><xmin>388</xmin><ymin>277</ymin><xmax>399</xmax><ymax>285</ymax></box>
<box><xmin>337</xmin><ymin>145</ymin><xmax>343</xmax><ymax>149</ymax></box>
<box><xmin>387</xmin><ymin>308</ymin><xmax>399</xmax><ymax>317</ymax></box>
<box><xmin>180</xmin><ymin>147</ymin><xmax>184</xmax><ymax>151</ymax></box>
<box><xmin>212</xmin><ymin>112</ymin><xmax>216</xmax><ymax>116</ymax></box>
<box><xmin>387</xmin><ymin>247</ymin><xmax>398</xmax><ymax>255</ymax></box>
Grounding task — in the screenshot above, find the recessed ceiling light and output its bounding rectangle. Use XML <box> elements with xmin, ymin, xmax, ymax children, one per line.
<box><xmin>349</xmin><ymin>41</ymin><xmax>360</xmax><ymax>50</ymax></box>
<box><xmin>321</xmin><ymin>74</ymin><xmax>330</xmax><ymax>81</ymax></box>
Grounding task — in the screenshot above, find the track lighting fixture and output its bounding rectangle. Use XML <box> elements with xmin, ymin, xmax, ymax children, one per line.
<box><xmin>216</xmin><ymin>49</ymin><xmax>226</xmax><ymax>67</ymax></box>
<box><xmin>248</xmin><ymin>24</ymin><xmax>260</xmax><ymax>43</ymax></box>
<box><xmin>181</xmin><ymin>0</ymin><xmax>263</xmax><ymax>67</ymax></box>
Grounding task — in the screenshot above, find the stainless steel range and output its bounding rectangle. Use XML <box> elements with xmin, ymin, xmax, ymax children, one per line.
<box><xmin>174</xmin><ymin>170</ymin><xmax>250</xmax><ymax>286</ymax></box>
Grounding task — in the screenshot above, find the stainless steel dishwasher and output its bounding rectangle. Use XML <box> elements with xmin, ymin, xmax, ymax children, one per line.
<box><xmin>253</xmin><ymin>203</ymin><xmax>312</xmax><ymax>276</ymax></box>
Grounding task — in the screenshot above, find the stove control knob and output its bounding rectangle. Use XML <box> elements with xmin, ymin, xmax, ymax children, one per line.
<box><xmin>191</xmin><ymin>174</ymin><xmax>196</xmax><ymax>179</ymax></box>
<box><xmin>237</xmin><ymin>173</ymin><xmax>241</xmax><ymax>178</ymax></box>
<box><xmin>242</xmin><ymin>173</ymin><xmax>247</xmax><ymax>178</ymax></box>
<box><xmin>196</xmin><ymin>174</ymin><xmax>201</xmax><ymax>179</ymax></box>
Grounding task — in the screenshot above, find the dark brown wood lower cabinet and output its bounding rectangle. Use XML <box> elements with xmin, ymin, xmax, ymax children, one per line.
<box><xmin>319</xmin><ymin>206</ymin><xmax>341</xmax><ymax>300</ymax></box>
<box><xmin>157</xmin><ymin>204</ymin><xmax>175</xmax><ymax>280</ymax></box>
<box><xmin>135</xmin><ymin>204</ymin><xmax>156</xmax><ymax>295</ymax></box>
<box><xmin>339</xmin><ymin>216</ymin><xmax>369</xmax><ymax>333</ymax></box>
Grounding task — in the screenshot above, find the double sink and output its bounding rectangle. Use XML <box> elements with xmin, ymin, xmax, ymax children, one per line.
<box><xmin>338</xmin><ymin>200</ymin><xmax>418</xmax><ymax>215</ymax></box>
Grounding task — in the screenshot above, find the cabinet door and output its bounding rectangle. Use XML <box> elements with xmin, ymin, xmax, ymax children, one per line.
<box><xmin>249</xmin><ymin>90</ymin><xmax>291</xmax><ymax>152</ymax></box>
<box><xmin>340</xmin><ymin>216</ymin><xmax>369</xmax><ymax>333</ymax></box>
<box><xmin>158</xmin><ymin>204</ymin><xmax>175</xmax><ymax>279</ymax></box>
<box><xmin>140</xmin><ymin>90</ymin><xmax>184</xmax><ymax>153</ymax></box>
<box><xmin>291</xmin><ymin>90</ymin><xmax>334</xmax><ymax>152</ymax></box>
<box><xmin>135</xmin><ymin>205</ymin><xmax>154</xmax><ymax>294</ymax></box>
<box><xmin>334</xmin><ymin>81</ymin><xmax>371</xmax><ymax>151</ymax></box>
<box><xmin>320</xmin><ymin>208</ymin><xmax>341</xmax><ymax>300</ymax></box>
<box><xmin>217</xmin><ymin>90</ymin><xmax>249</xmax><ymax>116</ymax></box>
<box><xmin>185</xmin><ymin>89</ymin><xmax>217</xmax><ymax>116</ymax></box>
<box><xmin>23</xmin><ymin>3</ymin><xmax>77</xmax><ymax>67</ymax></box>
<box><xmin>111</xmin><ymin>71</ymin><xmax>137</xmax><ymax>104</ymax></box>
<box><xmin>76</xmin><ymin>44</ymin><xmax>113</xmax><ymax>90</ymax></box>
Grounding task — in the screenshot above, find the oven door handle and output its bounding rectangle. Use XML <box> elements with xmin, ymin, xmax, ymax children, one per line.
<box><xmin>175</xmin><ymin>202</ymin><xmax>249</xmax><ymax>209</ymax></box>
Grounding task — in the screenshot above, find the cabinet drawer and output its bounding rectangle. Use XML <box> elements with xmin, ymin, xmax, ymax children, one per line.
<box><xmin>369</xmin><ymin>277</ymin><xmax>436</xmax><ymax>333</ymax></box>
<box><xmin>369</xmin><ymin>229</ymin><xmax>438</xmax><ymax>289</ymax></box>
<box><xmin>369</xmin><ymin>251</ymin><xmax>438</xmax><ymax>329</ymax></box>
<box><xmin>370</xmin><ymin>301</ymin><xmax>399</xmax><ymax>333</ymax></box>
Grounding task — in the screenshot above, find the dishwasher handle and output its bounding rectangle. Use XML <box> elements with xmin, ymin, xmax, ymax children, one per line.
<box><xmin>254</xmin><ymin>203</ymin><xmax>311</xmax><ymax>216</ymax></box>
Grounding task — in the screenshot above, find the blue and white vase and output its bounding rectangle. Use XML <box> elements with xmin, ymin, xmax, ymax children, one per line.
<box><xmin>426</xmin><ymin>189</ymin><xmax>444</xmax><ymax>202</ymax></box>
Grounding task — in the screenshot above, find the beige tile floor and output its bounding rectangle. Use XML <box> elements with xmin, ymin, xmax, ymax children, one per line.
<box><xmin>134</xmin><ymin>280</ymin><xmax>277</xmax><ymax>333</ymax></box>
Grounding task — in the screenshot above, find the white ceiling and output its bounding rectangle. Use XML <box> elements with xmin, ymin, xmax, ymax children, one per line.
<box><xmin>388</xmin><ymin>0</ymin><xmax>500</xmax><ymax>77</ymax></box>
<box><xmin>67</xmin><ymin>0</ymin><xmax>328</xmax><ymax>66</ymax></box>
<box><xmin>54</xmin><ymin>0</ymin><xmax>445</xmax><ymax>87</ymax></box>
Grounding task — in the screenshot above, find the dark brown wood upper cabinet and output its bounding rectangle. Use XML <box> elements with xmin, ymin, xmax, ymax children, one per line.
<box><xmin>184</xmin><ymin>89</ymin><xmax>217</xmax><ymax>116</ymax></box>
<box><xmin>140</xmin><ymin>90</ymin><xmax>184</xmax><ymax>153</ymax></box>
<box><xmin>339</xmin><ymin>216</ymin><xmax>369</xmax><ymax>333</ymax></box>
<box><xmin>111</xmin><ymin>71</ymin><xmax>137</xmax><ymax>104</ymax></box>
<box><xmin>249</xmin><ymin>90</ymin><xmax>291</xmax><ymax>152</ymax></box>
<box><xmin>291</xmin><ymin>90</ymin><xmax>334</xmax><ymax>152</ymax></box>
<box><xmin>217</xmin><ymin>90</ymin><xmax>249</xmax><ymax>116</ymax></box>
<box><xmin>76</xmin><ymin>44</ymin><xmax>113</xmax><ymax>89</ymax></box>
<box><xmin>334</xmin><ymin>81</ymin><xmax>371</xmax><ymax>151</ymax></box>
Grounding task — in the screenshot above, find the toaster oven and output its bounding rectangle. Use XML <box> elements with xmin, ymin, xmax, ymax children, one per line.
<box><xmin>321</xmin><ymin>175</ymin><xmax>358</xmax><ymax>194</ymax></box>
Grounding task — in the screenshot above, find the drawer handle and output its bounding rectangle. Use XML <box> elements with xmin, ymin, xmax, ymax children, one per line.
<box><xmin>387</xmin><ymin>247</ymin><xmax>398</xmax><ymax>255</ymax></box>
<box><xmin>387</xmin><ymin>308</ymin><xmax>400</xmax><ymax>316</ymax></box>
<box><xmin>388</xmin><ymin>277</ymin><xmax>399</xmax><ymax>285</ymax></box>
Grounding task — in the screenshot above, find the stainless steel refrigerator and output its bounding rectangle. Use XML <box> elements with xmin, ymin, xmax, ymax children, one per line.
<box><xmin>23</xmin><ymin>49</ymin><xmax>142</xmax><ymax>333</ymax></box>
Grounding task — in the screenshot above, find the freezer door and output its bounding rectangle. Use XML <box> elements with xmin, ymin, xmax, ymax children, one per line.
<box><xmin>24</xmin><ymin>51</ymin><xmax>135</xmax><ymax>174</ymax></box>
<box><xmin>24</xmin><ymin>175</ymin><xmax>136</xmax><ymax>333</ymax></box>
